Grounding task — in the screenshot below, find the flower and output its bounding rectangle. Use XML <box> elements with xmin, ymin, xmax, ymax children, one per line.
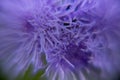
<box><xmin>0</xmin><ymin>0</ymin><xmax>120</xmax><ymax>80</ymax></box>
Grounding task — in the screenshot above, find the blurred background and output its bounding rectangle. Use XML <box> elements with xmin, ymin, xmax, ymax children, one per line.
<box><xmin>0</xmin><ymin>64</ymin><xmax>47</xmax><ymax>80</ymax></box>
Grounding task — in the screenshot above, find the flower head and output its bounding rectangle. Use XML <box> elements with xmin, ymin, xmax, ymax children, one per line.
<box><xmin>0</xmin><ymin>0</ymin><xmax>120</xmax><ymax>80</ymax></box>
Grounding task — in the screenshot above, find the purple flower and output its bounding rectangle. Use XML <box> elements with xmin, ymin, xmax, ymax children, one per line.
<box><xmin>0</xmin><ymin>0</ymin><xmax>120</xmax><ymax>80</ymax></box>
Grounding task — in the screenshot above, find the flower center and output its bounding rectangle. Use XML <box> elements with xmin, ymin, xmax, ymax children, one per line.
<box><xmin>64</xmin><ymin>43</ymin><xmax>93</xmax><ymax>68</ymax></box>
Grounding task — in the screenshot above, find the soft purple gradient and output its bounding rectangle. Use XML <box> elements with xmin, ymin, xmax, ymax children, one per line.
<box><xmin>0</xmin><ymin>0</ymin><xmax>120</xmax><ymax>80</ymax></box>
